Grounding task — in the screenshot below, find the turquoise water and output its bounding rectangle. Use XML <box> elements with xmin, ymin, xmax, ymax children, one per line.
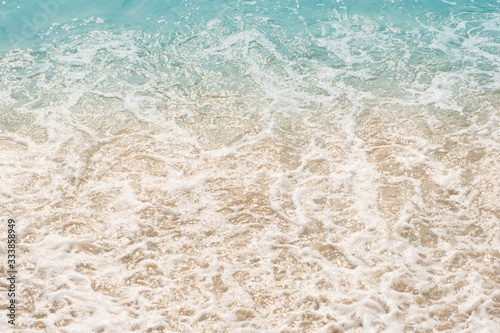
<box><xmin>1</xmin><ymin>1</ymin><xmax>500</xmax><ymax>332</ymax></box>
<box><xmin>1</xmin><ymin>0</ymin><xmax>499</xmax><ymax>106</ymax></box>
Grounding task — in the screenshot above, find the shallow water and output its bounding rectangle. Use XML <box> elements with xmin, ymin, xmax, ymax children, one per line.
<box><xmin>1</xmin><ymin>0</ymin><xmax>500</xmax><ymax>332</ymax></box>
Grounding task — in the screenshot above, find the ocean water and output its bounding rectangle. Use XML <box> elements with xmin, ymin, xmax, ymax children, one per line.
<box><xmin>1</xmin><ymin>0</ymin><xmax>500</xmax><ymax>331</ymax></box>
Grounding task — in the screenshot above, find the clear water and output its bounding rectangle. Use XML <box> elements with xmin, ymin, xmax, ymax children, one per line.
<box><xmin>1</xmin><ymin>0</ymin><xmax>500</xmax><ymax>332</ymax></box>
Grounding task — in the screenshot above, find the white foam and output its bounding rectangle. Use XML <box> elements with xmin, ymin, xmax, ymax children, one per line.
<box><xmin>1</xmin><ymin>7</ymin><xmax>500</xmax><ymax>332</ymax></box>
